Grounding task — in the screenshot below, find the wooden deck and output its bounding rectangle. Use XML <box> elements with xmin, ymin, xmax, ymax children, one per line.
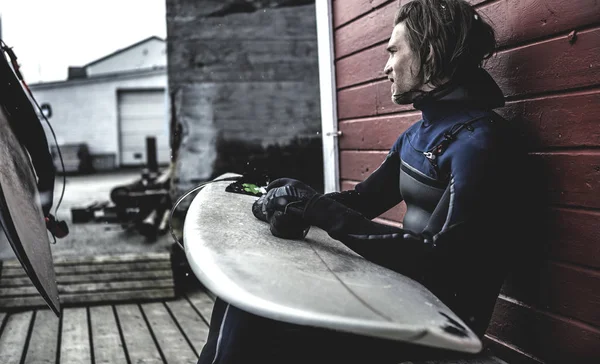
<box><xmin>0</xmin><ymin>289</ymin><xmax>213</xmax><ymax>364</ymax></box>
<box><xmin>0</xmin><ymin>253</ymin><xmax>176</xmax><ymax>310</ymax></box>
<box><xmin>0</xmin><ymin>286</ymin><xmax>508</xmax><ymax>364</ymax></box>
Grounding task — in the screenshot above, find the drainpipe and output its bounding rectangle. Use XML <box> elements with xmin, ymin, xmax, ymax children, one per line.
<box><xmin>315</xmin><ymin>0</ymin><xmax>340</xmax><ymax>193</ymax></box>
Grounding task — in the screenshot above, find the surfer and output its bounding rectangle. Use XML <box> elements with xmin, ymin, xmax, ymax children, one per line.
<box><xmin>198</xmin><ymin>0</ymin><xmax>526</xmax><ymax>362</ymax></box>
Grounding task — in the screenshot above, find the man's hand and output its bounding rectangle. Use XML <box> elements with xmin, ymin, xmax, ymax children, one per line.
<box><xmin>265</xmin><ymin>178</ymin><xmax>317</xmax><ymax>199</ymax></box>
<box><xmin>251</xmin><ymin>178</ymin><xmax>318</xmax><ymax>239</ymax></box>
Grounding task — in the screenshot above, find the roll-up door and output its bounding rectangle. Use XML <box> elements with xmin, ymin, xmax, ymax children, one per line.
<box><xmin>118</xmin><ymin>89</ymin><xmax>169</xmax><ymax>166</ymax></box>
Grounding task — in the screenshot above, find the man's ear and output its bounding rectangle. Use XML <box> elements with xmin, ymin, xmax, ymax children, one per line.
<box><xmin>423</xmin><ymin>44</ymin><xmax>435</xmax><ymax>83</ymax></box>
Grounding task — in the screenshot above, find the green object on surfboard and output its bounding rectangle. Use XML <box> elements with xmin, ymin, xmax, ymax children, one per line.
<box><xmin>242</xmin><ymin>183</ymin><xmax>262</xmax><ymax>195</ymax></box>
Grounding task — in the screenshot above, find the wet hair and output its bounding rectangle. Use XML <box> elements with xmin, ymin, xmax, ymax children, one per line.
<box><xmin>394</xmin><ymin>0</ymin><xmax>496</xmax><ymax>86</ymax></box>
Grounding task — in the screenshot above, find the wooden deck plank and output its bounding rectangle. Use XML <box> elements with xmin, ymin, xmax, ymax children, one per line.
<box><xmin>0</xmin><ymin>278</ymin><xmax>175</xmax><ymax>297</ymax></box>
<box><xmin>1</xmin><ymin>261</ymin><xmax>171</xmax><ymax>277</ymax></box>
<box><xmin>60</xmin><ymin>307</ymin><xmax>91</xmax><ymax>364</ymax></box>
<box><xmin>59</xmin><ymin>288</ymin><xmax>176</xmax><ymax>305</ymax></box>
<box><xmin>165</xmin><ymin>299</ymin><xmax>210</xmax><ymax>355</ymax></box>
<box><xmin>90</xmin><ymin>306</ymin><xmax>128</xmax><ymax>364</ymax></box>
<box><xmin>23</xmin><ymin>310</ymin><xmax>59</xmax><ymax>364</ymax></box>
<box><xmin>0</xmin><ymin>288</ymin><xmax>175</xmax><ymax>309</ymax></box>
<box><xmin>141</xmin><ymin>302</ymin><xmax>197</xmax><ymax>363</ymax></box>
<box><xmin>1</xmin><ymin>270</ymin><xmax>173</xmax><ymax>287</ymax></box>
<box><xmin>116</xmin><ymin>304</ymin><xmax>163</xmax><ymax>364</ymax></box>
<box><xmin>186</xmin><ymin>290</ymin><xmax>215</xmax><ymax>323</ymax></box>
<box><xmin>2</xmin><ymin>252</ymin><xmax>170</xmax><ymax>268</ymax></box>
<box><xmin>0</xmin><ymin>311</ymin><xmax>33</xmax><ymax>364</ymax></box>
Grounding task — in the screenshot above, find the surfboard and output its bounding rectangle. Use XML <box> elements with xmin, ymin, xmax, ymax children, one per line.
<box><xmin>183</xmin><ymin>173</ymin><xmax>482</xmax><ymax>353</ymax></box>
<box><xmin>0</xmin><ymin>106</ymin><xmax>60</xmax><ymax>315</ymax></box>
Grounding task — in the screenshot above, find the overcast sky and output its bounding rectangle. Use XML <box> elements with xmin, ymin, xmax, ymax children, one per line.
<box><xmin>0</xmin><ymin>0</ymin><xmax>167</xmax><ymax>83</ymax></box>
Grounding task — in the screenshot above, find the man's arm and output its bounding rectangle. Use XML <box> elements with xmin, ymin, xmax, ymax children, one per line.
<box><xmin>300</xmin><ymin>194</ymin><xmax>429</xmax><ymax>277</ymax></box>
<box><xmin>325</xmin><ymin>148</ymin><xmax>403</xmax><ymax>220</ymax></box>
<box><xmin>295</xmin><ymin>137</ymin><xmax>503</xmax><ymax>277</ymax></box>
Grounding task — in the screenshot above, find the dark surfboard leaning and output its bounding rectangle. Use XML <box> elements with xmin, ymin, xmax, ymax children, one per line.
<box><xmin>0</xmin><ymin>39</ymin><xmax>69</xmax><ymax>315</ymax></box>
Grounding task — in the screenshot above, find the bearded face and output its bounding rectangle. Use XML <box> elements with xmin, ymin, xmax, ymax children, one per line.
<box><xmin>383</xmin><ymin>22</ymin><xmax>428</xmax><ymax>105</ymax></box>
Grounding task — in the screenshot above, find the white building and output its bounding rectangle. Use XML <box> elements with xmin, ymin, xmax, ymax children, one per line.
<box><xmin>30</xmin><ymin>36</ymin><xmax>170</xmax><ymax>169</ymax></box>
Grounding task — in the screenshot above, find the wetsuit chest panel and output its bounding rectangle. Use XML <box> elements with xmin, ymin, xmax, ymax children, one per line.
<box><xmin>399</xmin><ymin>161</ymin><xmax>446</xmax><ymax>234</ymax></box>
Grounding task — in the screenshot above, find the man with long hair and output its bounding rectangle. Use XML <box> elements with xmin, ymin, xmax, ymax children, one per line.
<box><xmin>198</xmin><ymin>1</ymin><xmax>523</xmax><ymax>362</ymax></box>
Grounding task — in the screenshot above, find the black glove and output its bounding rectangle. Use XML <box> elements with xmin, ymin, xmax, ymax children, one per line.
<box><xmin>265</xmin><ymin>178</ymin><xmax>318</xmax><ymax>198</ymax></box>
<box><xmin>251</xmin><ymin>178</ymin><xmax>318</xmax><ymax>239</ymax></box>
<box><xmin>252</xmin><ymin>178</ymin><xmax>318</xmax><ymax>221</ymax></box>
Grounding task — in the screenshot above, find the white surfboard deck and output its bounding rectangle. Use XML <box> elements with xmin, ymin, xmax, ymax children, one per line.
<box><xmin>184</xmin><ymin>174</ymin><xmax>482</xmax><ymax>353</ymax></box>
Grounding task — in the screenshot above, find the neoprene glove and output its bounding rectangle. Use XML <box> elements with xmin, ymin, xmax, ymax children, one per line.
<box><xmin>251</xmin><ymin>178</ymin><xmax>318</xmax><ymax>239</ymax></box>
<box><xmin>266</xmin><ymin>178</ymin><xmax>318</xmax><ymax>197</ymax></box>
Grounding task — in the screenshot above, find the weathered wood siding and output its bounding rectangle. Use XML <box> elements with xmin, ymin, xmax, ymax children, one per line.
<box><xmin>332</xmin><ymin>0</ymin><xmax>600</xmax><ymax>362</ymax></box>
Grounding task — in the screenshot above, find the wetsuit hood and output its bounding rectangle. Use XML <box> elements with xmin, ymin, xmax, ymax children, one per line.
<box><xmin>413</xmin><ymin>68</ymin><xmax>505</xmax><ymax>122</ymax></box>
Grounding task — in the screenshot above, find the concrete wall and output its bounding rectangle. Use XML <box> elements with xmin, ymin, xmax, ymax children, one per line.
<box><xmin>166</xmin><ymin>0</ymin><xmax>322</xmax><ymax>195</ymax></box>
<box><xmin>30</xmin><ymin>70</ymin><xmax>167</xmax><ymax>163</ymax></box>
<box><xmin>87</xmin><ymin>38</ymin><xmax>167</xmax><ymax>77</ymax></box>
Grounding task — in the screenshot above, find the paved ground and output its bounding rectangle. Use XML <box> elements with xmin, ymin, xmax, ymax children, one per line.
<box><xmin>0</xmin><ymin>169</ymin><xmax>173</xmax><ymax>261</ymax></box>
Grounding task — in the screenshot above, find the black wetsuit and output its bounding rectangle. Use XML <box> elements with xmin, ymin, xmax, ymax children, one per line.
<box><xmin>198</xmin><ymin>69</ymin><xmax>523</xmax><ymax>364</ymax></box>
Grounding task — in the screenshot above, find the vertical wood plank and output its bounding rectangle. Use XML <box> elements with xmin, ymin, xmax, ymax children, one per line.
<box><xmin>186</xmin><ymin>290</ymin><xmax>215</xmax><ymax>324</ymax></box>
<box><xmin>0</xmin><ymin>311</ymin><xmax>33</xmax><ymax>364</ymax></box>
<box><xmin>165</xmin><ymin>299</ymin><xmax>210</xmax><ymax>356</ymax></box>
<box><xmin>90</xmin><ymin>306</ymin><xmax>128</xmax><ymax>364</ymax></box>
<box><xmin>60</xmin><ymin>307</ymin><xmax>91</xmax><ymax>364</ymax></box>
<box><xmin>116</xmin><ymin>304</ymin><xmax>163</xmax><ymax>364</ymax></box>
<box><xmin>23</xmin><ymin>310</ymin><xmax>59</xmax><ymax>364</ymax></box>
<box><xmin>141</xmin><ymin>302</ymin><xmax>197</xmax><ymax>363</ymax></box>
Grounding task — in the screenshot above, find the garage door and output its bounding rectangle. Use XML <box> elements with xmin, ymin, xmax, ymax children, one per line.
<box><xmin>118</xmin><ymin>89</ymin><xmax>169</xmax><ymax>166</ymax></box>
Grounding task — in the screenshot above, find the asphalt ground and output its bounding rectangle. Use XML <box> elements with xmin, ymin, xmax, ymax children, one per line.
<box><xmin>0</xmin><ymin>169</ymin><xmax>174</xmax><ymax>260</ymax></box>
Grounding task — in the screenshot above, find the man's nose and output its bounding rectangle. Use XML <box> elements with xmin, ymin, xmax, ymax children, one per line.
<box><xmin>383</xmin><ymin>61</ymin><xmax>392</xmax><ymax>76</ymax></box>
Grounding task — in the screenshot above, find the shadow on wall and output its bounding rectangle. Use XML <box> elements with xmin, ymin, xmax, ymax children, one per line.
<box><xmin>491</xmin><ymin>93</ymin><xmax>555</xmax><ymax>357</ymax></box>
<box><xmin>212</xmin><ymin>135</ymin><xmax>324</xmax><ymax>193</ymax></box>
<box><xmin>504</xmin><ymin>106</ymin><xmax>553</xmax><ymax>266</ymax></box>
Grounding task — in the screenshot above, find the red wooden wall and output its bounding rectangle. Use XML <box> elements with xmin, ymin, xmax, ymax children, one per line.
<box><xmin>331</xmin><ymin>0</ymin><xmax>600</xmax><ymax>362</ymax></box>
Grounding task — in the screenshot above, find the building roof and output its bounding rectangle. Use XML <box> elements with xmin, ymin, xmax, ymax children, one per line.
<box><xmin>83</xmin><ymin>36</ymin><xmax>165</xmax><ymax>68</ymax></box>
<box><xmin>28</xmin><ymin>66</ymin><xmax>166</xmax><ymax>89</ymax></box>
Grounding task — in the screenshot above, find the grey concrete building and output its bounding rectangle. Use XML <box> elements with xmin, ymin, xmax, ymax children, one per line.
<box><xmin>166</xmin><ymin>0</ymin><xmax>323</xmax><ymax>195</ymax></box>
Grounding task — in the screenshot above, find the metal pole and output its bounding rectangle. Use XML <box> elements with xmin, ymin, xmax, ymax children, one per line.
<box><xmin>146</xmin><ymin>136</ymin><xmax>158</xmax><ymax>172</ymax></box>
